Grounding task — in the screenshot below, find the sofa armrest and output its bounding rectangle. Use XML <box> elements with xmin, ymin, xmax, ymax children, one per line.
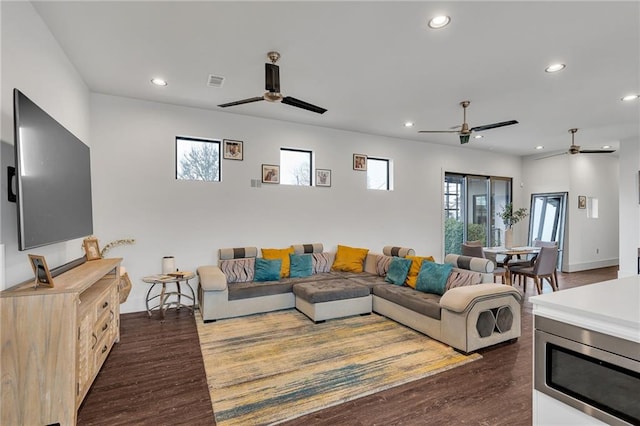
<box><xmin>197</xmin><ymin>265</ymin><xmax>228</xmax><ymax>291</ymax></box>
<box><xmin>440</xmin><ymin>284</ymin><xmax>521</xmax><ymax>313</ymax></box>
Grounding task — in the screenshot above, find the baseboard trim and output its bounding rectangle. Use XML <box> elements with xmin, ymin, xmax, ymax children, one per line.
<box><xmin>563</xmin><ymin>258</ymin><xmax>619</xmax><ymax>273</ymax></box>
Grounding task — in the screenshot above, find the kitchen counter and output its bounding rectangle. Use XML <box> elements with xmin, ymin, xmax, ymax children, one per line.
<box><xmin>530</xmin><ymin>274</ymin><xmax>640</xmax><ymax>343</ymax></box>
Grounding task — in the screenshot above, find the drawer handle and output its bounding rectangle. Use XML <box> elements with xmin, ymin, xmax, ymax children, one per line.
<box><xmin>91</xmin><ymin>333</ymin><xmax>97</xmax><ymax>349</ymax></box>
<box><xmin>102</xmin><ymin>323</ymin><xmax>108</xmax><ymax>332</ymax></box>
<box><xmin>101</xmin><ymin>345</ymin><xmax>108</xmax><ymax>354</ymax></box>
<box><xmin>102</xmin><ymin>301</ymin><xmax>109</xmax><ymax>309</ymax></box>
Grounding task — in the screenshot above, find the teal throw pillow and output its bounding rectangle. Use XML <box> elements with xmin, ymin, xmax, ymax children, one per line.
<box><xmin>385</xmin><ymin>257</ymin><xmax>412</xmax><ymax>285</ymax></box>
<box><xmin>289</xmin><ymin>254</ymin><xmax>313</xmax><ymax>278</ymax></box>
<box><xmin>254</xmin><ymin>258</ymin><xmax>282</xmax><ymax>282</ymax></box>
<box><xmin>415</xmin><ymin>261</ymin><xmax>453</xmax><ymax>295</ymax></box>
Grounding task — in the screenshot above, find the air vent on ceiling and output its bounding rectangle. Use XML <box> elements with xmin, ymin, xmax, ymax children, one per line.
<box><xmin>207</xmin><ymin>74</ymin><xmax>225</xmax><ymax>88</ymax></box>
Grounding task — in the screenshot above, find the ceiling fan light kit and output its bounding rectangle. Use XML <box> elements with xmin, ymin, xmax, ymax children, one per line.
<box><xmin>418</xmin><ymin>100</ymin><xmax>518</xmax><ymax>144</ymax></box>
<box><xmin>218</xmin><ymin>51</ymin><xmax>327</xmax><ymax>115</ymax></box>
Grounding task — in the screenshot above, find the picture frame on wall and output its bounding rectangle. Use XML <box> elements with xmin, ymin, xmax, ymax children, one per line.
<box><xmin>223</xmin><ymin>139</ymin><xmax>243</xmax><ymax>160</ymax></box>
<box><xmin>262</xmin><ymin>164</ymin><xmax>280</xmax><ymax>184</ymax></box>
<box><xmin>578</xmin><ymin>195</ymin><xmax>587</xmax><ymax>209</ymax></box>
<box><xmin>28</xmin><ymin>254</ymin><xmax>54</xmax><ymax>288</ymax></box>
<box><xmin>316</xmin><ymin>169</ymin><xmax>331</xmax><ymax>187</ymax></box>
<box><xmin>83</xmin><ymin>237</ymin><xmax>102</xmax><ymax>260</ymax></box>
<box><xmin>353</xmin><ymin>154</ymin><xmax>367</xmax><ymax>171</ymax></box>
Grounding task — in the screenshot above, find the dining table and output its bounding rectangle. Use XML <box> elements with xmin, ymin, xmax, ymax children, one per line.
<box><xmin>483</xmin><ymin>246</ymin><xmax>541</xmax><ymax>285</ymax></box>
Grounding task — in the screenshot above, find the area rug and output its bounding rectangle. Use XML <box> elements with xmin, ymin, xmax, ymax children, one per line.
<box><xmin>196</xmin><ymin>310</ymin><xmax>481</xmax><ymax>425</ymax></box>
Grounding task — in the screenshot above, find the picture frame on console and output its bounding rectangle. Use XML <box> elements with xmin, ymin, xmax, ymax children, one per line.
<box><xmin>262</xmin><ymin>164</ymin><xmax>280</xmax><ymax>184</ymax></box>
<box><xmin>28</xmin><ymin>254</ymin><xmax>54</xmax><ymax>288</ymax></box>
<box><xmin>83</xmin><ymin>237</ymin><xmax>102</xmax><ymax>260</ymax></box>
<box><xmin>316</xmin><ymin>169</ymin><xmax>331</xmax><ymax>187</ymax></box>
<box><xmin>223</xmin><ymin>139</ymin><xmax>243</xmax><ymax>160</ymax></box>
<box><xmin>353</xmin><ymin>154</ymin><xmax>367</xmax><ymax>171</ymax></box>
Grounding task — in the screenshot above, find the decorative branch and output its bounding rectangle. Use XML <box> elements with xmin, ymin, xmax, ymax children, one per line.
<box><xmin>100</xmin><ymin>239</ymin><xmax>135</xmax><ymax>257</ymax></box>
<box><xmin>497</xmin><ymin>203</ymin><xmax>528</xmax><ymax>229</ymax></box>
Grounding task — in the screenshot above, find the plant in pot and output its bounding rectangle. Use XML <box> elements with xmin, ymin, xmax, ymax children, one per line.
<box><xmin>498</xmin><ymin>203</ymin><xmax>528</xmax><ymax>248</ymax></box>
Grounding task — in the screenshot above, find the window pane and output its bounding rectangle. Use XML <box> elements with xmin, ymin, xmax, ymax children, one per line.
<box><xmin>280</xmin><ymin>149</ymin><xmax>311</xmax><ymax>186</ymax></box>
<box><xmin>176</xmin><ymin>137</ymin><xmax>220</xmax><ymax>181</ymax></box>
<box><xmin>367</xmin><ymin>158</ymin><xmax>389</xmax><ymax>190</ymax></box>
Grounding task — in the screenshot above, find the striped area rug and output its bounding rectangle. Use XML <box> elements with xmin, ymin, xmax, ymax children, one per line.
<box><xmin>196</xmin><ymin>310</ymin><xmax>481</xmax><ymax>425</ymax></box>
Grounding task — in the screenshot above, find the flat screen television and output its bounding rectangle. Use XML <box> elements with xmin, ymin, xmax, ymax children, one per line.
<box><xmin>13</xmin><ymin>88</ymin><xmax>93</xmax><ymax>251</ymax></box>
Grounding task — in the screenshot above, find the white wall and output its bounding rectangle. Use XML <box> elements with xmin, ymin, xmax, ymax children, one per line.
<box><xmin>522</xmin><ymin>153</ymin><xmax>619</xmax><ymax>272</ymax></box>
<box><xmin>618</xmin><ymin>136</ymin><xmax>640</xmax><ymax>277</ymax></box>
<box><xmin>0</xmin><ymin>1</ymin><xmax>91</xmax><ymax>290</ymax></box>
<box><xmin>90</xmin><ymin>94</ymin><xmax>524</xmax><ymax>313</ymax></box>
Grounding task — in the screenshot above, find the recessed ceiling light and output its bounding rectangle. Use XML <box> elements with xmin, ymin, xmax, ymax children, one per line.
<box><xmin>602</xmin><ymin>145</ymin><xmax>611</xmax><ymax>149</ymax></box>
<box><xmin>151</xmin><ymin>78</ymin><xmax>168</xmax><ymax>86</ymax></box>
<box><xmin>545</xmin><ymin>63</ymin><xmax>566</xmax><ymax>73</ymax></box>
<box><xmin>474</xmin><ymin>135</ymin><xmax>483</xmax><ymax>139</ymax></box>
<box><xmin>404</xmin><ymin>121</ymin><xmax>414</xmax><ymax>128</ymax></box>
<box><xmin>535</xmin><ymin>145</ymin><xmax>544</xmax><ymax>150</ymax></box>
<box><xmin>428</xmin><ymin>15</ymin><xmax>450</xmax><ymax>29</ymax></box>
<box><xmin>621</xmin><ymin>94</ymin><xmax>639</xmax><ymax>101</ymax></box>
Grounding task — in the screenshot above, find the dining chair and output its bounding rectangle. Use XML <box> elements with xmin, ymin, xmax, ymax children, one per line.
<box><xmin>510</xmin><ymin>240</ymin><xmax>559</xmax><ymax>286</ymax></box>
<box><xmin>509</xmin><ymin>246</ymin><xmax>559</xmax><ymax>294</ymax></box>
<box><xmin>460</xmin><ymin>243</ymin><xmax>507</xmax><ymax>284</ymax></box>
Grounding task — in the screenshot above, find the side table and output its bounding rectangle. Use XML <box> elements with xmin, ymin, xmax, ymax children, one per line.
<box><xmin>141</xmin><ymin>272</ymin><xmax>196</xmax><ymax>319</ymax></box>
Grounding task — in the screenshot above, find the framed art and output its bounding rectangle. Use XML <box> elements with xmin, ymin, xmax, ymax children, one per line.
<box><xmin>353</xmin><ymin>154</ymin><xmax>367</xmax><ymax>171</ymax></box>
<box><xmin>316</xmin><ymin>169</ymin><xmax>331</xmax><ymax>187</ymax></box>
<box><xmin>83</xmin><ymin>237</ymin><xmax>102</xmax><ymax>260</ymax></box>
<box><xmin>262</xmin><ymin>164</ymin><xmax>280</xmax><ymax>184</ymax></box>
<box><xmin>28</xmin><ymin>254</ymin><xmax>54</xmax><ymax>288</ymax></box>
<box><xmin>578</xmin><ymin>195</ymin><xmax>587</xmax><ymax>209</ymax></box>
<box><xmin>223</xmin><ymin>139</ymin><xmax>243</xmax><ymax>160</ymax></box>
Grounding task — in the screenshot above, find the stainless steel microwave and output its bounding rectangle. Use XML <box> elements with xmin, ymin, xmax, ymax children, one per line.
<box><xmin>534</xmin><ymin>316</ymin><xmax>640</xmax><ymax>426</ymax></box>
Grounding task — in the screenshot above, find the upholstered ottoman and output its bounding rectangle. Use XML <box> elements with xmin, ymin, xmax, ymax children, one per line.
<box><xmin>293</xmin><ymin>280</ymin><xmax>372</xmax><ymax>323</ymax></box>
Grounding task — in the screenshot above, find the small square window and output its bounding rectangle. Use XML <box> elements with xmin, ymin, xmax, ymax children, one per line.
<box><xmin>280</xmin><ymin>148</ymin><xmax>312</xmax><ymax>186</ymax></box>
<box><xmin>367</xmin><ymin>157</ymin><xmax>390</xmax><ymax>190</ymax></box>
<box><xmin>176</xmin><ymin>137</ymin><xmax>220</xmax><ymax>181</ymax></box>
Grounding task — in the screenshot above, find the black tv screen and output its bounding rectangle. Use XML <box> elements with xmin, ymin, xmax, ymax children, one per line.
<box><xmin>14</xmin><ymin>89</ymin><xmax>93</xmax><ymax>251</ymax></box>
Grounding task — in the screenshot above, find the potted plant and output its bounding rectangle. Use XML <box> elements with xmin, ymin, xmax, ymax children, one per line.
<box><xmin>498</xmin><ymin>203</ymin><xmax>528</xmax><ymax>248</ymax></box>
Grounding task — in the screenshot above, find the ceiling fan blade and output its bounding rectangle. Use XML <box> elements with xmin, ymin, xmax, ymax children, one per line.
<box><xmin>417</xmin><ymin>130</ymin><xmax>459</xmax><ymax>133</ymax></box>
<box><xmin>282</xmin><ymin>96</ymin><xmax>327</xmax><ymax>114</ymax></box>
<box><xmin>470</xmin><ymin>120</ymin><xmax>519</xmax><ymax>132</ymax></box>
<box><xmin>579</xmin><ymin>149</ymin><xmax>616</xmax><ymax>154</ymax></box>
<box><xmin>218</xmin><ymin>96</ymin><xmax>264</xmax><ymax>108</ymax></box>
<box><xmin>535</xmin><ymin>152</ymin><xmax>569</xmax><ymax>160</ymax></box>
<box><xmin>265</xmin><ymin>63</ymin><xmax>280</xmax><ymax>93</ymax></box>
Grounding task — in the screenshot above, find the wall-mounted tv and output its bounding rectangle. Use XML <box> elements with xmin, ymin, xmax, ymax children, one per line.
<box><xmin>13</xmin><ymin>89</ymin><xmax>93</xmax><ymax>251</ymax></box>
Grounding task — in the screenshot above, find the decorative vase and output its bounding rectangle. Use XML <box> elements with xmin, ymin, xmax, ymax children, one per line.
<box><xmin>504</xmin><ymin>228</ymin><xmax>513</xmax><ymax>249</ymax></box>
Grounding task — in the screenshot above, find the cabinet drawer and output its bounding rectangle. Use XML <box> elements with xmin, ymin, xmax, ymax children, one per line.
<box><xmin>94</xmin><ymin>338</ymin><xmax>112</xmax><ymax>370</ymax></box>
<box><xmin>94</xmin><ymin>310</ymin><xmax>114</xmax><ymax>343</ymax></box>
<box><xmin>95</xmin><ymin>289</ymin><xmax>113</xmax><ymax>318</ymax></box>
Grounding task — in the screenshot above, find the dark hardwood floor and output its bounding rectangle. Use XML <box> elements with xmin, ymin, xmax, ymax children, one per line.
<box><xmin>78</xmin><ymin>267</ymin><xmax>618</xmax><ymax>426</ymax></box>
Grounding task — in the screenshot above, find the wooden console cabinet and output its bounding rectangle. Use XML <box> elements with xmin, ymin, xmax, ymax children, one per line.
<box><xmin>1</xmin><ymin>258</ymin><xmax>122</xmax><ymax>425</ymax></box>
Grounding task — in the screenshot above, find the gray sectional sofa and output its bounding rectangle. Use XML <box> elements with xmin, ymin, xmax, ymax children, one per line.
<box><xmin>197</xmin><ymin>244</ymin><xmax>522</xmax><ymax>353</ymax></box>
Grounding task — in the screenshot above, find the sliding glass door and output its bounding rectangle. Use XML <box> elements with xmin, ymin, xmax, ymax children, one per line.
<box><xmin>444</xmin><ymin>173</ymin><xmax>512</xmax><ymax>255</ymax></box>
<box><xmin>528</xmin><ymin>192</ymin><xmax>567</xmax><ymax>268</ymax></box>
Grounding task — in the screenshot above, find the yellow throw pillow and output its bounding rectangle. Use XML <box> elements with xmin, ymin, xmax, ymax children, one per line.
<box><xmin>405</xmin><ymin>255</ymin><xmax>435</xmax><ymax>288</ymax></box>
<box><xmin>331</xmin><ymin>245</ymin><xmax>369</xmax><ymax>273</ymax></box>
<box><xmin>261</xmin><ymin>247</ymin><xmax>295</xmax><ymax>278</ymax></box>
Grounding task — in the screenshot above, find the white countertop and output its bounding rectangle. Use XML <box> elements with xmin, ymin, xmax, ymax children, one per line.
<box><xmin>530</xmin><ymin>275</ymin><xmax>640</xmax><ymax>343</ymax></box>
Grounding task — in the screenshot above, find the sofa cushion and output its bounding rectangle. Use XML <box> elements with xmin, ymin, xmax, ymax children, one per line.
<box><xmin>312</xmin><ymin>252</ymin><xmax>333</xmax><ymax>274</ymax></box>
<box><xmin>228</xmin><ymin>280</ymin><xmax>294</xmax><ymax>301</ymax></box>
<box><xmin>291</xmin><ymin>243</ymin><xmax>324</xmax><ymax>254</ymax></box>
<box><xmin>262</xmin><ymin>247</ymin><xmax>295</xmax><ymax>278</ymax></box>
<box><xmin>385</xmin><ymin>257</ymin><xmax>412</xmax><ymax>285</ymax></box>
<box><xmin>416</xmin><ymin>262</ymin><xmax>453</xmax><ymax>296</ymax></box>
<box><xmin>405</xmin><ymin>255</ymin><xmax>435</xmax><ymax>288</ymax></box>
<box><xmin>332</xmin><ymin>245</ymin><xmax>369</xmax><ymax>273</ymax></box>
<box><xmin>254</xmin><ymin>258</ymin><xmax>282</xmax><ymax>282</ymax></box>
<box><xmin>219</xmin><ymin>246</ymin><xmax>258</xmax><ymax>260</ymax></box>
<box><xmin>347</xmin><ymin>273</ymin><xmax>387</xmax><ymax>292</ymax></box>
<box><xmin>219</xmin><ymin>258</ymin><xmax>255</xmax><ymax>283</ymax></box>
<box><xmin>290</xmin><ymin>254</ymin><xmax>313</xmax><ymax>278</ymax></box>
<box><xmin>375</xmin><ymin>255</ymin><xmax>393</xmax><ymax>276</ymax></box>
<box><xmin>373</xmin><ymin>284</ymin><xmax>442</xmax><ymax>320</ymax></box>
<box><xmin>293</xmin><ymin>279</ymin><xmax>370</xmax><ymax>303</ymax></box>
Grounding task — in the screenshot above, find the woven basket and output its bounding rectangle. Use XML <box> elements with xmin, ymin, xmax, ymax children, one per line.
<box><xmin>118</xmin><ymin>272</ymin><xmax>132</xmax><ymax>304</ymax></box>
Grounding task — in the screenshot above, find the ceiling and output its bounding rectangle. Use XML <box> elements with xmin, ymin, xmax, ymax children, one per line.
<box><xmin>31</xmin><ymin>1</ymin><xmax>640</xmax><ymax>157</ymax></box>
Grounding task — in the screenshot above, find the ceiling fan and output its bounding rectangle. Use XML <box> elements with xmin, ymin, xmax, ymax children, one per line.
<box><xmin>538</xmin><ymin>128</ymin><xmax>616</xmax><ymax>159</ymax></box>
<box><xmin>218</xmin><ymin>51</ymin><xmax>327</xmax><ymax>115</ymax></box>
<box><xmin>418</xmin><ymin>100</ymin><xmax>518</xmax><ymax>144</ymax></box>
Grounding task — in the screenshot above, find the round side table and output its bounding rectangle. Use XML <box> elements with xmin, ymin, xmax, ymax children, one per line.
<box><xmin>141</xmin><ymin>272</ymin><xmax>196</xmax><ymax>319</ymax></box>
